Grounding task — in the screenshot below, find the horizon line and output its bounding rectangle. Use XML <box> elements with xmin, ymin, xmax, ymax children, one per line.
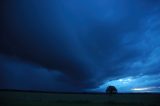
<box><xmin>0</xmin><ymin>89</ymin><xmax>160</xmax><ymax>95</ymax></box>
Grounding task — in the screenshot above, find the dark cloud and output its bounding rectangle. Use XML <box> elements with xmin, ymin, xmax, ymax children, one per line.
<box><xmin>1</xmin><ymin>0</ymin><xmax>160</xmax><ymax>92</ymax></box>
<box><xmin>0</xmin><ymin>54</ymin><xmax>85</xmax><ymax>91</ymax></box>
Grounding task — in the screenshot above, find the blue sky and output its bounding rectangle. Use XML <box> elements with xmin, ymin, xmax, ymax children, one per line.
<box><xmin>1</xmin><ymin>0</ymin><xmax>160</xmax><ymax>93</ymax></box>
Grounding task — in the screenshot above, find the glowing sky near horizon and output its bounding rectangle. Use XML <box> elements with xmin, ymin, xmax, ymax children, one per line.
<box><xmin>1</xmin><ymin>0</ymin><xmax>160</xmax><ymax>92</ymax></box>
<box><xmin>90</xmin><ymin>75</ymin><xmax>160</xmax><ymax>92</ymax></box>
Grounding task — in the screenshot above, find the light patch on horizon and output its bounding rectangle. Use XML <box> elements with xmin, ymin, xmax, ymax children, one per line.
<box><xmin>132</xmin><ymin>86</ymin><xmax>160</xmax><ymax>92</ymax></box>
<box><xmin>90</xmin><ymin>74</ymin><xmax>160</xmax><ymax>93</ymax></box>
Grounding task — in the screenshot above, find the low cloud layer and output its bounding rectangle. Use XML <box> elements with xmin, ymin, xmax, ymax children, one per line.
<box><xmin>1</xmin><ymin>0</ymin><xmax>160</xmax><ymax>92</ymax></box>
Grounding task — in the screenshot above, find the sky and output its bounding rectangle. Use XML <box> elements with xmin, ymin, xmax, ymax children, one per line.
<box><xmin>1</xmin><ymin>0</ymin><xmax>160</xmax><ymax>93</ymax></box>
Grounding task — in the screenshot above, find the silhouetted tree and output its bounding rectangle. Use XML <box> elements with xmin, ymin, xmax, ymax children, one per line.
<box><xmin>106</xmin><ymin>86</ymin><xmax>118</xmax><ymax>94</ymax></box>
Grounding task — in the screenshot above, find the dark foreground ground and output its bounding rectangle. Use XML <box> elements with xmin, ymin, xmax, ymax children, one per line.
<box><xmin>0</xmin><ymin>90</ymin><xmax>159</xmax><ymax>106</ymax></box>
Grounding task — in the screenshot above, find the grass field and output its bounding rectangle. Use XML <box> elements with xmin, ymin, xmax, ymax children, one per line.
<box><xmin>0</xmin><ymin>90</ymin><xmax>159</xmax><ymax>106</ymax></box>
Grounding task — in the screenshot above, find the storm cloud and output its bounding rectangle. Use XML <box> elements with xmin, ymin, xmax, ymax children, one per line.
<box><xmin>1</xmin><ymin>0</ymin><xmax>160</xmax><ymax>92</ymax></box>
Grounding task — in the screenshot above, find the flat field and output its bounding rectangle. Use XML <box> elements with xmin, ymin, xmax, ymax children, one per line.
<box><xmin>0</xmin><ymin>90</ymin><xmax>159</xmax><ymax>106</ymax></box>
